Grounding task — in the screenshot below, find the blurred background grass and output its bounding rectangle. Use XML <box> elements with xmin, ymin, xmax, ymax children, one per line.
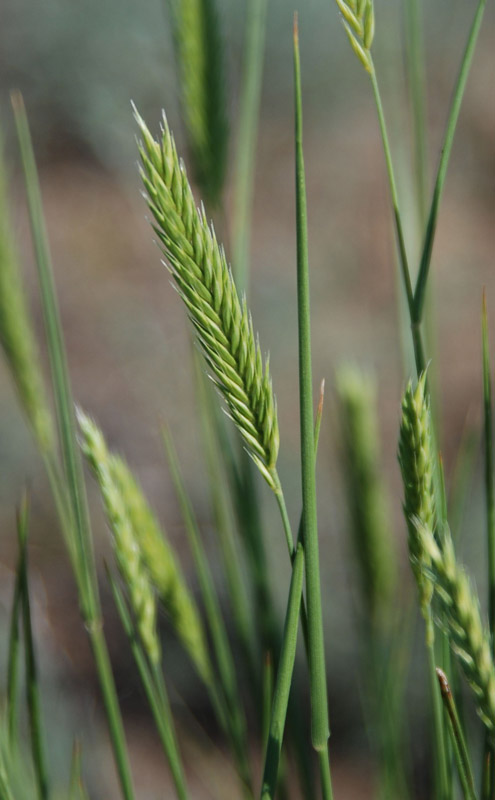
<box><xmin>0</xmin><ymin>0</ymin><xmax>494</xmax><ymax>796</ymax></box>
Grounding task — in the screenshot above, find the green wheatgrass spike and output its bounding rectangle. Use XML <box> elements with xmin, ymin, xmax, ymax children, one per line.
<box><xmin>398</xmin><ymin>370</ymin><xmax>436</xmax><ymax>622</ymax></box>
<box><xmin>0</xmin><ymin>135</ymin><xmax>55</xmax><ymax>454</ymax></box>
<box><xmin>418</xmin><ymin>521</ymin><xmax>495</xmax><ymax>737</ymax></box>
<box><xmin>166</xmin><ymin>0</ymin><xmax>228</xmax><ymax>207</ymax></box>
<box><xmin>134</xmin><ymin>106</ymin><xmax>280</xmax><ymax>492</ymax></box>
<box><xmin>335</xmin><ymin>0</ymin><xmax>374</xmax><ymax>73</ymax></box>
<box><xmin>77</xmin><ymin>410</ymin><xmax>160</xmax><ymax>665</ymax></box>
<box><xmin>336</xmin><ymin>365</ymin><xmax>396</xmax><ymax>625</ymax></box>
<box><xmin>78</xmin><ymin>410</ymin><xmax>212</xmax><ymax>685</ymax></box>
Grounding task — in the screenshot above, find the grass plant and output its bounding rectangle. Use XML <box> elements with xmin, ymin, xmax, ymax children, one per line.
<box><xmin>0</xmin><ymin>3</ymin><xmax>492</xmax><ymax>799</ymax></box>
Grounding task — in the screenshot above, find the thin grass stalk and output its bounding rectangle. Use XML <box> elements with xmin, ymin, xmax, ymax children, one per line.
<box><xmin>232</xmin><ymin>0</ymin><xmax>267</xmax><ymax>292</ymax></box>
<box><xmin>260</xmin><ymin>373</ymin><xmax>325</xmax><ymax>798</ymax></box>
<box><xmin>107</xmin><ymin>571</ymin><xmax>190</xmax><ymax>800</ymax></box>
<box><xmin>262</xmin><ymin>653</ymin><xmax>273</xmax><ymax>753</ymax></box>
<box><xmin>193</xmin><ymin>352</ymin><xmax>258</xmax><ymax>682</ymax></box>
<box><xmin>412</xmin><ymin>0</ymin><xmax>488</xmax><ymax>323</ymax></box>
<box><xmin>436</xmin><ymin>669</ymin><xmax>477</xmax><ymax>800</ymax></box>
<box><xmin>6</xmin><ymin>532</ymin><xmax>23</xmax><ymax>746</ymax></box>
<box><xmin>438</xmin><ymin>455</ymin><xmax>455</xmax><ymax>800</ymax></box>
<box><xmin>11</xmin><ymin>95</ymin><xmax>97</xmax><ymax>617</ymax></box>
<box><xmin>17</xmin><ymin>498</ymin><xmax>49</xmax><ymax>800</ymax></box>
<box><xmin>165</xmin><ymin>0</ymin><xmax>228</xmax><ymax>207</ymax></box>
<box><xmin>293</xmin><ymin>17</ymin><xmax>330</xmax><ymax>760</ymax></box>
<box><xmin>12</xmin><ymin>95</ymin><xmax>135</xmax><ymax>800</ymax></box>
<box><xmin>261</xmin><ymin>543</ymin><xmax>305</xmax><ymax>800</ymax></box>
<box><xmin>403</xmin><ymin>0</ymin><xmax>428</xmax><ymax>230</ymax></box>
<box><xmin>482</xmin><ymin>292</ymin><xmax>495</xmax><ymax>652</ymax></box>
<box><xmin>482</xmin><ymin>291</ymin><xmax>495</xmax><ymax>797</ymax></box>
<box><xmin>367</xmin><ymin>66</ymin><xmax>425</xmax><ymax>374</ymax></box>
<box><xmin>161</xmin><ymin>425</ymin><xmax>253</xmax><ymax>795</ymax></box>
<box><xmin>0</xmin><ymin>131</ymin><xmax>55</xmax><ymax>457</ymax></box>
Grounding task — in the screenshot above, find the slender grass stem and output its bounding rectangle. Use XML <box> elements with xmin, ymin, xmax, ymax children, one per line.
<box><xmin>294</xmin><ymin>15</ymin><xmax>330</xmax><ymax>755</ymax></box>
<box><xmin>413</xmin><ymin>0</ymin><xmax>487</xmax><ymax>323</ymax></box>
<box><xmin>232</xmin><ymin>0</ymin><xmax>267</xmax><ymax>293</ymax></box>
<box><xmin>482</xmin><ymin>292</ymin><xmax>495</xmax><ymax>650</ymax></box>
<box><xmin>274</xmin><ymin>489</ymin><xmax>296</xmax><ymax>557</ymax></box>
<box><xmin>194</xmin><ymin>352</ymin><xmax>256</xmax><ymax>678</ymax></box>
<box><xmin>161</xmin><ymin>426</ymin><xmax>253</xmax><ymax>795</ymax></box>
<box><xmin>17</xmin><ymin>497</ymin><xmax>49</xmax><ymax>800</ymax></box>
<box><xmin>436</xmin><ymin>669</ymin><xmax>477</xmax><ymax>800</ymax></box>
<box><xmin>108</xmin><ymin>571</ymin><xmax>189</xmax><ymax>800</ymax></box>
<box><xmin>6</xmin><ymin>527</ymin><xmax>23</xmax><ymax>746</ymax></box>
<box><xmin>404</xmin><ymin>0</ymin><xmax>429</xmax><ymax>229</ymax></box>
<box><xmin>482</xmin><ymin>291</ymin><xmax>495</xmax><ymax>798</ymax></box>
<box><xmin>426</xmin><ymin>618</ymin><xmax>449</xmax><ymax>800</ymax></box>
<box><xmin>368</xmin><ymin>64</ymin><xmax>414</xmax><ymax>316</ymax></box>
<box><xmin>12</xmin><ymin>95</ymin><xmax>135</xmax><ymax>800</ymax></box>
<box><xmin>12</xmin><ymin>94</ymin><xmax>97</xmax><ymax>617</ymax></box>
<box><xmin>261</xmin><ymin>543</ymin><xmax>305</xmax><ymax>800</ymax></box>
<box><xmin>368</xmin><ymin>63</ymin><xmax>428</xmax><ymax>380</ymax></box>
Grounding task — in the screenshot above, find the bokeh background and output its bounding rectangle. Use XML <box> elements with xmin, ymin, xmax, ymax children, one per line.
<box><xmin>0</xmin><ymin>0</ymin><xmax>494</xmax><ymax>796</ymax></box>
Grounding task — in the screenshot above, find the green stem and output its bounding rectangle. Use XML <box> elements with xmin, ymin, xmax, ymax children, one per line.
<box><xmin>12</xmin><ymin>94</ymin><xmax>135</xmax><ymax>800</ymax></box>
<box><xmin>7</xmin><ymin>524</ymin><xmax>23</xmax><ymax>746</ymax></box>
<box><xmin>436</xmin><ymin>669</ymin><xmax>477</xmax><ymax>800</ymax></box>
<box><xmin>318</xmin><ymin>749</ymin><xmax>334</xmax><ymax>800</ymax></box>
<box><xmin>404</xmin><ymin>0</ymin><xmax>429</xmax><ymax>229</ymax></box>
<box><xmin>232</xmin><ymin>0</ymin><xmax>267</xmax><ymax>293</ymax></box>
<box><xmin>161</xmin><ymin>426</ymin><xmax>253</xmax><ymax>796</ymax></box>
<box><xmin>482</xmin><ymin>292</ymin><xmax>495</xmax><ymax>650</ymax></box>
<box><xmin>194</xmin><ymin>351</ymin><xmax>256</xmax><ymax>679</ymax></box>
<box><xmin>413</xmin><ymin>0</ymin><xmax>487</xmax><ymax>323</ymax></box>
<box><xmin>482</xmin><ymin>291</ymin><xmax>495</xmax><ymax>797</ymax></box>
<box><xmin>368</xmin><ymin>64</ymin><xmax>425</xmax><ymax>375</ymax></box>
<box><xmin>108</xmin><ymin>572</ymin><xmax>189</xmax><ymax>800</ymax></box>
<box><xmin>294</xmin><ymin>15</ymin><xmax>329</xmax><ymax>754</ymax></box>
<box><xmin>261</xmin><ymin>543</ymin><xmax>305</xmax><ymax>800</ymax></box>
<box><xmin>426</xmin><ymin>618</ymin><xmax>449</xmax><ymax>800</ymax></box>
<box><xmin>17</xmin><ymin>498</ymin><xmax>50</xmax><ymax>800</ymax></box>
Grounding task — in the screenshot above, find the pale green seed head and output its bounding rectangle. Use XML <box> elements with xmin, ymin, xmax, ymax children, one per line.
<box><xmin>334</xmin><ymin>0</ymin><xmax>374</xmax><ymax>73</ymax></box>
<box><xmin>78</xmin><ymin>410</ymin><xmax>161</xmax><ymax>665</ymax></box>
<box><xmin>417</xmin><ymin>521</ymin><xmax>495</xmax><ymax>735</ymax></box>
<box><xmin>135</xmin><ymin>108</ymin><xmax>280</xmax><ymax>491</ymax></box>
<box><xmin>398</xmin><ymin>371</ymin><xmax>435</xmax><ymax>617</ymax></box>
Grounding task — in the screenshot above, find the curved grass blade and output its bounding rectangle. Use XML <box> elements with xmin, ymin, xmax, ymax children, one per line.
<box><xmin>413</xmin><ymin>0</ymin><xmax>488</xmax><ymax>323</ymax></box>
<box><xmin>12</xmin><ymin>93</ymin><xmax>135</xmax><ymax>800</ymax></box>
<box><xmin>17</xmin><ymin>497</ymin><xmax>49</xmax><ymax>800</ymax></box>
<box><xmin>107</xmin><ymin>570</ymin><xmax>190</xmax><ymax>800</ymax></box>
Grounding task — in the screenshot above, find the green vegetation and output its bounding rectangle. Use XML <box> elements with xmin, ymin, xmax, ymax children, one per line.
<box><xmin>0</xmin><ymin>1</ymin><xmax>493</xmax><ymax>798</ymax></box>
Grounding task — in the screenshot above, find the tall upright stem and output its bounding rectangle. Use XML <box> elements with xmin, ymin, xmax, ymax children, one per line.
<box><xmin>293</xmin><ymin>16</ymin><xmax>330</xmax><ymax>762</ymax></box>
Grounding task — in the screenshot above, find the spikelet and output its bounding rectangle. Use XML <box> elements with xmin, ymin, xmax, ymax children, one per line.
<box><xmin>78</xmin><ymin>410</ymin><xmax>212</xmax><ymax>683</ymax></box>
<box><xmin>134</xmin><ymin>107</ymin><xmax>280</xmax><ymax>492</ymax></box>
<box><xmin>417</xmin><ymin>520</ymin><xmax>495</xmax><ymax>736</ymax></box>
<box><xmin>398</xmin><ymin>371</ymin><xmax>435</xmax><ymax>622</ymax></box>
<box><xmin>77</xmin><ymin>410</ymin><xmax>160</xmax><ymax>664</ymax></box>
<box><xmin>333</xmin><ymin>0</ymin><xmax>375</xmax><ymax>73</ymax></box>
<box><xmin>0</xmin><ymin>136</ymin><xmax>55</xmax><ymax>454</ymax></box>
<box><xmin>336</xmin><ymin>365</ymin><xmax>395</xmax><ymax>625</ymax></box>
<box><xmin>166</xmin><ymin>0</ymin><xmax>228</xmax><ymax>206</ymax></box>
